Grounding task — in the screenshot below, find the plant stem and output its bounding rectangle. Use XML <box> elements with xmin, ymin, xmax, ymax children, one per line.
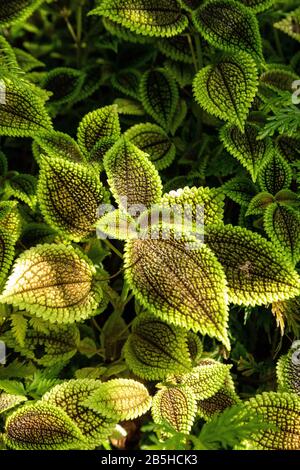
<box><xmin>104</xmin><ymin>239</ymin><xmax>123</xmax><ymax>259</ymax></box>
<box><xmin>187</xmin><ymin>34</ymin><xmax>198</xmax><ymax>73</ymax></box>
<box><xmin>194</xmin><ymin>34</ymin><xmax>203</xmax><ymax>70</ymax></box>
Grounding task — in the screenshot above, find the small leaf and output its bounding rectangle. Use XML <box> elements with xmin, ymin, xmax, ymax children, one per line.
<box><xmin>260</xmin><ymin>67</ymin><xmax>299</xmax><ymax>93</ymax></box>
<box><xmin>152</xmin><ymin>385</ymin><xmax>197</xmax><ymax>434</ymax></box>
<box><xmin>197</xmin><ymin>378</ymin><xmax>240</xmax><ymax>421</ymax></box>
<box><xmin>10</xmin><ymin>313</ymin><xmax>28</xmax><ymax>348</ymax></box>
<box><xmin>242</xmin><ymin>392</ymin><xmax>300</xmax><ymax>450</ymax></box>
<box><xmin>111</xmin><ymin>69</ymin><xmax>141</xmax><ymax>100</ymax></box>
<box><xmin>0</xmin><ymin>225</ymin><xmax>18</xmax><ymax>287</ymax></box>
<box><xmin>186</xmin><ymin>332</ymin><xmax>203</xmax><ymax>364</ymax></box>
<box><xmin>158</xmin><ymin>36</ymin><xmax>193</xmax><ymax>64</ymax></box>
<box><xmin>264</xmin><ymin>204</ymin><xmax>300</xmax><ymax>264</ymax></box>
<box><xmin>220</xmin><ymin>123</ymin><xmax>272</xmax><ymax>181</ymax></box>
<box><xmin>124</xmin><ymin>123</ymin><xmax>176</xmax><ymax>170</ymax></box>
<box><xmin>34</xmin><ymin>131</ymin><xmax>84</xmax><ymax>163</ymax></box>
<box><xmin>238</xmin><ymin>0</ymin><xmax>275</xmax><ymax>13</ymax></box>
<box><xmin>0</xmin><ymin>150</ymin><xmax>8</xmax><ymax>177</ymax></box>
<box><xmin>0</xmin><ymin>76</ymin><xmax>52</xmax><ymax>137</ymax></box>
<box><xmin>0</xmin><ymin>393</ymin><xmax>27</xmax><ymax>414</ymax></box>
<box><xmin>275</xmin><ymin>190</ymin><xmax>299</xmax><ymax>207</ymax></box>
<box><xmin>272</xmin><ymin>297</ymin><xmax>300</xmax><ymax>337</ymax></box>
<box><xmin>90</xmin><ymin>0</ymin><xmax>189</xmax><ymax>38</ymax></box>
<box><xmin>0</xmin><ymin>244</ymin><xmax>102</xmax><ymax>324</ymax></box>
<box><xmin>222</xmin><ymin>176</ymin><xmax>258</xmax><ymax>207</ymax></box>
<box><xmin>5</xmin><ymin>173</ymin><xmax>37</xmax><ymax>209</ymax></box>
<box><xmin>258</xmin><ymin>152</ymin><xmax>292</xmax><ymax>195</ymax></box>
<box><xmin>85</xmin><ymin>378</ymin><xmax>152</xmax><ymax>421</ymax></box>
<box><xmin>103</xmin><ymin>17</ymin><xmax>154</xmax><ymax>44</ymax></box>
<box><xmin>123</xmin><ymin>313</ymin><xmax>192</xmax><ymax>380</ymax></box>
<box><xmin>205</xmin><ymin>224</ymin><xmax>300</xmax><ymax>306</ymax></box>
<box><xmin>4</xmin><ymin>402</ymin><xmax>86</xmax><ymax>450</ymax></box>
<box><xmin>37</xmin><ymin>155</ymin><xmax>108</xmax><ymax>241</ymax></box>
<box><xmin>124</xmin><ymin>227</ymin><xmax>230</xmax><ymax>349</ymax></box>
<box><xmin>104</xmin><ymin>137</ymin><xmax>163</xmax><ymax>209</ymax></box>
<box><xmin>276</xmin><ymin>134</ymin><xmax>300</xmax><ymax>164</ymax></box>
<box><xmin>277</xmin><ymin>343</ymin><xmax>300</xmax><ymax>395</ymax></box>
<box><xmin>41</xmin><ymin>67</ymin><xmax>85</xmax><ymax>106</ymax></box>
<box><xmin>0</xmin><ymin>0</ymin><xmax>46</xmax><ymax>27</ymax></box>
<box><xmin>274</xmin><ymin>7</ymin><xmax>300</xmax><ymax>44</ymax></box>
<box><xmin>114</xmin><ymin>97</ymin><xmax>145</xmax><ymax>116</ymax></box>
<box><xmin>0</xmin><ymin>380</ymin><xmax>25</xmax><ymax>395</ymax></box>
<box><xmin>193</xmin><ymin>0</ymin><xmax>263</xmax><ymax>60</ymax></box>
<box><xmin>96</xmin><ymin>209</ymin><xmax>138</xmax><ymax>241</ymax></box>
<box><xmin>193</xmin><ymin>53</ymin><xmax>258</xmax><ymax>131</ymax></box>
<box><xmin>246</xmin><ymin>192</ymin><xmax>274</xmax><ymax>216</ymax></box>
<box><xmin>140</xmin><ymin>68</ymin><xmax>179</xmax><ymax>130</ymax></box>
<box><xmin>13</xmin><ymin>47</ymin><xmax>44</xmax><ymax>72</ymax></box>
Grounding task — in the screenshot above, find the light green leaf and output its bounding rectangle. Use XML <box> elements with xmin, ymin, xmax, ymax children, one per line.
<box><xmin>10</xmin><ymin>313</ymin><xmax>28</xmax><ymax>348</ymax></box>
<box><xmin>246</xmin><ymin>192</ymin><xmax>274</xmax><ymax>216</ymax></box>
<box><xmin>0</xmin><ymin>393</ymin><xmax>27</xmax><ymax>414</ymax></box>
<box><xmin>96</xmin><ymin>209</ymin><xmax>138</xmax><ymax>241</ymax></box>
<box><xmin>13</xmin><ymin>47</ymin><xmax>44</xmax><ymax>72</ymax></box>
<box><xmin>274</xmin><ymin>7</ymin><xmax>300</xmax><ymax>44</ymax></box>
<box><xmin>5</xmin><ymin>173</ymin><xmax>37</xmax><ymax>209</ymax></box>
<box><xmin>222</xmin><ymin>177</ymin><xmax>258</xmax><ymax>207</ymax></box>
<box><xmin>0</xmin><ymin>0</ymin><xmax>46</xmax><ymax>27</ymax></box>
<box><xmin>34</xmin><ymin>131</ymin><xmax>85</xmax><ymax>163</ymax></box>
<box><xmin>197</xmin><ymin>380</ymin><xmax>240</xmax><ymax>421</ymax></box>
<box><xmin>258</xmin><ymin>152</ymin><xmax>292</xmax><ymax>195</ymax></box>
<box><xmin>0</xmin><ymin>380</ymin><xmax>25</xmax><ymax>395</ymax></box>
<box><xmin>103</xmin><ymin>17</ymin><xmax>154</xmax><ymax>44</ymax></box>
<box><xmin>0</xmin><ymin>224</ymin><xmax>18</xmax><ymax>287</ymax></box>
<box><xmin>238</xmin><ymin>0</ymin><xmax>276</xmax><ymax>13</ymax></box>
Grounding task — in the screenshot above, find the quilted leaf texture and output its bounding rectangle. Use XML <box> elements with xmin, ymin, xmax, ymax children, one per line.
<box><xmin>276</xmin><ymin>135</ymin><xmax>300</xmax><ymax>164</ymax></box>
<box><xmin>205</xmin><ymin>224</ymin><xmax>300</xmax><ymax>306</ymax></box>
<box><xmin>0</xmin><ymin>225</ymin><xmax>18</xmax><ymax>288</ymax></box>
<box><xmin>187</xmin><ymin>332</ymin><xmax>203</xmax><ymax>363</ymax></box>
<box><xmin>264</xmin><ymin>204</ymin><xmax>300</xmax><ymax>265</ymax></box>
<box><xmin>0</xmin><ymin>244</ymin><xmax>102</xmax><ymax>324</ymax></box>
<box><xmin>152</xmin><ymin>385</ymin><xmax>197</xmax><ymax>434</ymax></box>
<box><xmin>238</xmin><ymin>0</ymin><xmax>276</xmax><ymax>13</ymax></box>
<box><xmin>42</xmin><ymin>380</ymin><xmax>116</xmax><ymax>448</ymax></box>
<box><xmin>84</xmin><ymin>378</ymin><xmax>152</xmax><ymax>421</ymax></box>
<box><xmin>193</xmin><ymin>53</ymin><xmax>258</xmax><ymax>131</ymax></box>
<box><xmin>0</xmin><ymin>393</ymin><xmax>27</xmax><ymax>414</ymax></box>
<box><xmin>274</xmin><ymin>8</ymin><xmax>300</xmax><ymax>44</ymax></box>
<box><xmin>77</xmin><ymin>105</ymin><xmax>121</xmax><ymax>160</ymax></box>
<box><xmin>260</xmin><ymin>67</ymin><xmax>300</xmax><ymax>94</ymax></box>
<box><xmin>0</xmin><ymin>201</ymin><xmax>22</xmax><ymax>242</ymax></box>
<box><xmin>277</xmin><ymin>343</ymin><xmax>300</xmax><ymax>395</ymax></box>
<box><xmin>140</xmin><ymin>69</ymin><xmax>179</xmax><ymax>131</ymax></box>
<box><xmin>197</xmin><ymin>382</ymin><xmax>240</xmax><ymax>421</ymax></box>
<box><xmin>246</xmin><ymin>192</ymin><xmax>274</xmax><ymax>217</ymax></box>
<box><xmin>90</xmin><ymin>0</ymin><xmax>189</xmax><ymax>38</ymax></box>
<box><xmin>37</xmin><ymin>155</ymin><xmax>108</xmax><ymax>241</ymax></box>
<box><xmin>124</xmin><ymin>123</ymin><xmax>176</xmax><ymax>170</ymax></box>
<box><xmin>41</xmin><ymin>67</ymin><xmax>85</xmax><ymax>106</ymax></box>
<box><xmin>5</xmin><ymin>173</ymin><xmax>37</xmax><ymax>209</ymax></box>
<box><xmin>242</xmin><ymin>392</ymin><xmax>300</xmax><ymax>450</ymax></box>
<box><xmin>222</xmin><ymin>176</ymin><xmax>258</xmax><ymax>207</ymax></box>
<box><xmin>124</xmin><ymin>227</ymin><xmax>230</xmax><ymax>349</ymax></box>
<box><xmin>123</xmin><ymin>313</ymin><xmax>192</xmax><ymax>380</ymax></box>
<box><xmin>0</xmin><ymin>0</ymin><xmax>45</xmax><ymax>27</ymax></box>
<box><xmin>4</xmin><ymin>402</ymin><xmax>86</xmax><ymax>450</ymax></box>
<box><xmin>258</xmin><ymin>152</ymin><xmax>292</xmax><ymax>195</ymax></box>
<box><xmin>157</xmin><ymin>36</ymin><xmax>193</xmax><ymax>64</ymax></box>
<box><xmin>96</xmin><ymin>209</ymin><xmax>138</xmax><ymax>241</ymax></box>
<box><xmin>111</xmin><ymin>69</ymin><xmax>141</xmax><ymax>100</ymax></box>
<box><xmin>0</xmin><ymin>76</ymin><xmax>52</xmax><ymax>137</ymax></box>
<box><xmin>220</xmin><ymin>123</ymin><xmax>272</xmax><ymax>182</ymax></box>
<box><xmin>193</xmin><ymin>0</ymin><xmax>263</xmax><ymax>60</ymax></box>
<box><xmin>34</xmin><ymin>131</ymin><xmax>85</xmax><ymax>163</ymax></box>
<box><xmin>102</xmin><ymin>17</ymin><xmax>154</xmax><ymax>44</ymax></box>
<box><xmin>104</xmin><ymin>137</ymin><xmax>163</xmax><ymax>209</ymax></box>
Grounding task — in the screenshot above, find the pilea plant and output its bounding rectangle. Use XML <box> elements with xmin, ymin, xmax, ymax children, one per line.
<box><xmin>0</xmin><ymin>0</ymin><xmax>300</xmax><ymax>452</ymax></box>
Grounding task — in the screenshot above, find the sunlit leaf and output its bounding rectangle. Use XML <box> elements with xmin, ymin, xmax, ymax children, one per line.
<box><xmin>0</xmin><ymin>392</ymin><xmax>27</xmax><ymax>414</ymax></box>
<box><xmin>274</xmin><ymin>7</ymin><xmax>300</xmax><ymax>44</ymax></box>
<box><xmin>258</xmin><ymin>152</ymin><xmax>292</xmax><ymax>194</ymax></box>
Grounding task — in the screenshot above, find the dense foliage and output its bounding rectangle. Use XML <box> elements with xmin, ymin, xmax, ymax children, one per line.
<box><xmin>0</xmin><ymin>0</ymin><xmax>300</xmax><ymax>451</ymax></box>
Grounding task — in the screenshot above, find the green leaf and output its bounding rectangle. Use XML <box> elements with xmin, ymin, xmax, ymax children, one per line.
<box><xmin>260</xmin><ymin>67</ymin><xmax>299</xmax><ymax>93</ymax></box>
<box><xmin>158</xmin><ymin>36</ymin><xmax>193</xmax><ymax>64</ymax></box>
<box><xmin>90</xmin><ymin>0</ymin><xmax>189</xmax><ymax>38</ymax></box>
<box><xmin>37</xmin><ymin>155</ymin><xmax>108</xmax><ymax>241</ymax></box>
<box><xmin>96</xmin><ymin>209</ymin><xmax>138</xmax><ymax>241</ymax></box>
<box><xmin>274</xmin><ymin>7</ymin><xmax>300</xmax><ymax>44</ymax></box>
<box><xmin>152</xmin><ymin>385</ymin><xmax>197</xmax><ymax>434</ymax></box>
<box><xmin>193</xmin><ymin>0</ymin><xmax>263</xmax><ymax>60</ymax></box>
<box><xmin>123</xmin><ymin>313</ymin><xmax>192</xmax><ymax>380</ymax></box>
<box><xmin>10</xmin><ymin>313</ymin><xmax>28</xmax><ymax>348</ymax></box>
<box><xmin>164</xmin><ymin>60</ymin><xmax>194</xmax><ymax>88</ymax></box>
<box><xmin>42</xmin><ymin>380</ymin><xmax>116</xmax><ymax>447</ymax></box>
<box><xmin>4</xmin><ymin>323</ymin><xmax>80</xmax><ymax>366</ymax></box>
<box><xmin>161</xmin><ymin>186</ymin><xmax>225</xmax><ymax>226</ymax></box>
<box><xmin>277</xmin><ymin>343</ymin><xmax>300</xmax><ymax>395</ymax></box>
<box><xmin>246</xmin><ymin>192</ymin><xmax>274</xmax><ymax>216</ymax></box>
<box><xmin>0</xmin><ymin>150</ymin><xmax>8</xmax><ymax>177</ymax></box>
<box><xmin>0</xmin><ymin>76</ymin><xmax>52</xmax><ymax>137</ymax></box>
<box><xmin>205</xmin><ymin>224</ymin><xmax>300</xmax><ymax>306</ymax></box>
<box><xmin>85</xmin><ymin>378</ymin><xmax>152</xmax><ymax>421</ymax></box>
<box><xmin>177</xmin><ymin>0</ymin><xmax>199</xmax><ymax>12</ymax></box>
<box><xmin>103</xmin><ymin>17</ymin><xmax>154</xmax><ymax>44</ymax></box>
<box><xmin>111</xmin><ymin>69</ymin><xmax>141</xmax><ymax>100</ymax></box>
<box><xmin>264</xmin><ymin>204</ymin><xmax>300</xmax><ymax>264</ymax></box>
<box><xmin>0</xmin><ymin>0</ymin><xmax>46</xmax><ymax>27</ymax></box>
<box><xmin>242</xmin><ymin>392</ymin><xmax>300</xmax><ymax>450</ymax></box>
<box><xmin>124</xmin><ymin>227</ymin><xmax>230</xmax><ymax>349</ymax></box>
<box><xmin>34</xmin><ymin>131</ymin><xmax>85</xmax><ymax>163</ymax></box>
<box><xmin>114</xmin><ymin>97</ymin><xmax>145</xmax><ymax>116</ymax></box>
<box><xmin>5</xmin><ymin>173</ymin><xmax>37</xmax><ymax>209</ymax></box>
<box><xmin>193</xmin><ymin>53</ymin><xmax>258</xmax><ymax>131</ymax></box>
<box><xmin>0</xmin><ymin>225</ymin><xmax>18</xmax><ymax>288</ymax></box>
<box><xmin>238</xmin><ymin>0</ymin><xmax>275</xmax><ymax>13</ymax></box>
<box><xmin>275</xmin><ymin>190</ymin><xmax>299</xmax><ymax>207</ymax></box>
<box><xmin>0</xmin><ymin>35</ymin><xmax>18</xmax><ymax>70</ymax></box>
<box><xmin>4</xmin><ymin>402</ymin><xmax>86</xmax><ymax>450</ymax></box>
<box><xmin>222</xmin><ymin>177</ymin><xmax>258</xmax><ymax>207</ymax></box>
<box><xmin>220</xmin><ymin>123</ymin><xmax>272</xmax><ymax>182</ymax></box>
<box><xmin>0</xmin><ymin>201</ymin><xmax>22</xmax><ymax>241</ymax></box>
<box><xmin>0</xmin><ymin>243</ymin><xmax>102</xmax><ymax>324</ymax></box>
<box><xmin>186</xmin><ymin>332</ymin><xmax>203</xmax><ymax>364</ymax></box>
<box><xmin>258</xmin><ymin>152</ymin><xmax>292</xmax><ymax>195</ymax></box>
<box><xmin>0</xmin><ymin>380</ymin><xmax>25</xmax><ymax>395</ymax></box>
<box><xmin>0</xmin><ymin>392</ymin><xmax>27</xmax><ymax>414</ymax></box>
<box><xmin>140</xmin><ymin>68</ymin><xmax>179</xmax><ymax>131</ymax></box>
<box><xmin>276</xmin><ymin>134</ymin><xmax>300</xmax><ymax>164</ymax></box>
<box><xmin>77</xmin><ymin>105</ymin><xmax>121</xmax><ymax>160</ymax></box>
<box><xmin>104</xmin><ymin>137</ymin><xmax>163</xmax><ymax>209</ymax></box>
<box><xmin>41</xmin><ymin>68</ymin><xmax>85</xmax><ymax>106</ymax></box>
<box><xmin>272</xmin><ymin>297</ymin><xmax>300</xmax><ymax>337</ymax></box>
<box><xmin>13</xmin><ymin>47</ymin><xmax>44</xmax><ymax>73</ymax></box>
<box><xmin>124</xmin><ymin>123</ymin><xmax>176</xmax><ymax>170</ymax></box>
<box><xmin>197</xmin><ymin>382</ymin><xmax>240</xmax><ymax>421</ymax></box>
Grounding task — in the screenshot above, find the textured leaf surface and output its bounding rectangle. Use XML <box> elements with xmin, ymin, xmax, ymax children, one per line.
<box><xmin>0</xmin><ymin>393</ymin><xmax>27</xmax><ymax>414</ymax></box>
<box><xmin>197</xmin><ymin>379</ymin><xmax>240</xmax><ymax>421</ymax></box>
<box><xmin>124</xmin><ymin>123</ymin><xmax>176</xmax><ymax>170</ymax></box>
<box><xmin>35</xmin><ymin>131</ymin><xmax>84</xmax><ymax>163</ymax></box>
<box><xmin>104</xmin><ymin>137</ymin><xmax>162</xmax><ymax>209</ymax></box>
<box><xmin>0</xmin><ymin>225</ymin><xmax>17</xmax><ymax>288</ymax></box>
<box><xmin>37</xmin><ymin>155</ymin><xmax>107</xmax><ymax>241</ymax></box>
<box><xmin>0</xmin><ymin>244</ymin><xmax>102</xmax><ymax>324</ymax></box>
<box><xmin>258</xmin><ymin>152</ymin><xmax>292</xmax><ymax>195</ymax></box>
<box><xmin>140</xmin><ymin>69</ymin><xmax>179</xmax><ymax>130</ymax></box>
<box><xmin>205</xmin><ymin>224</ymin><xmax>300</xmax><ymax>306</ymax></box>
<box><xmin>222</xmin><ymin>177</ymin><xmax>258</xmax><ymax>206</ymax></box>
<box><xmin>246</xmin><ymin>192</ymin><xmax>274</xmax><ymax>216</ymax></box>
<box><xmin>125</xmin><ymin>227</ymin><xmax>230</xmax><ymax>349</ymax></box>
<box><xmin>193</xmin><ymin>53</ymin><xmax>258</xmax><ymax>130</ymax></box>
<box><xmin>220</xmin><ymin>123</ymin><xmax>272</xmax><ymax>181</ymax></box>
<box><xmin>124</xmin><ymin>313</ymin><xmax>192</xmax><ymax>380</ymax></box>
<box><xmin>242</xmin><ymin>392</ymin><xmax>300</xmax><ymax>450</ymax></box>
<box><xmin>4</xmin><ymin>402</ymin><xmax>85</xmax><ymax>450</ymax></box>
<box><xmin>152</xmin><ymin>386</ymin><xmax>197</xmax><ymax>434</ymax></box>
<box><xmin>90</xmin><ymin>0</ymin><xmax>189</xmax><ymax>38</ymax></box>
<box><xmin>0</xmin><ymin>0</ymin><xmax>45</xmax><ymax>27</ymax></box>
<box><xmin>42</xmin><ymin>68</ymin><xmax>85</xmax><ymax>106</ymax></box>
<box><xmin>274</xmin><ymin>8</ymin><xmax>300</xmax><ymax>43</ymax></box>
<box><xmin>85</xmin><ymin>378</ymin><xmax>152</xmax><ymax>421</ymax></box>
<box><xmin>260</xmin><ymin>68</ymin><xmax>299</xmax><ymax>93</ymax></box>
<box><xmin>187</xmin><ymin>332</ymin><xmax>203</xmax><ymax>364</ymax></box>
<box><xmin>111</xmin><ymin>69</ymin><xmax>141</xmax><ymax>100</ymax></box>
<box><xmin>6</xmin><ymin>173</ymin><xmax>37</xmax><ymax>209</ymax></box>
<box><xmin>277</xmin><ymin>343</ymin><xmax>300</xmax><ymax>395</ymax></box>
<box><xmin>276</xmin><ymin>135</ymin><xmax>300</xmax><ymax>164</ymax></box>
<box><xmin>158</xmin><ymin>36</ymin><xmax>193</xmax><ymax>64</ymax></box>
<box><xmin>193</xmin><ymin>0</ymin><xmax>262</xmax><ymax>59</ymax></box>
<box><xmin>238</xmin><ymin>0</ymin><xmax>275</xmax><ymax>13</ymax></box>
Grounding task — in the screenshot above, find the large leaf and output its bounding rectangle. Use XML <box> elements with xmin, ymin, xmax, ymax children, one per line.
<box><xmin>85</xmin><ymin>378</ymin><xmax>152</xmax><ymax>421</ymax></box>
<box><xmin>258</xmin><ymin>152</ymin><xmax>292</xmax><ymax>195</ymax></box>
<box><xmin>4</xmin><ymin>402</ymin><xmax>86</xmax><ymax>450</ymax></box>
<box><xmin>104</xmin><ymin>137</ymin><xmax>163</xmax><ymax>209</ymax></box>
<box><xmin>242</xmin><ymin>392</ymin><xmax>300</xmax><ymax>450</ymax></box>
<box><xmin>193</xmin><ymin>0</ymin><xmax>262</xmax><ymax>60</ymax></box>
<box><xmin>205</xmin><ymin>224</ymin><xmax>300</xmax><ymax>305</ymax></box>
<box><xmin>34</xmin><ymin>131</ymin><xmax>84</xmax><ymax>163</ymax></box>
<box><xmin>90</xmin><ymin>0</ymin><xmax>189</xmax><ymax>38</ymax></box>
<box><xmin>124</xmin><ymin>227</ymin><xmax>230</xmax><ymax>349</ymax></box>
<box><xmin>0</xmin><ymin>0</ymin><xmax>45</xmax><ymax>27</ymax></box>
<box><xmin>140</xmin><ymin>69</ymin><xmax>179</xmax><ymax>131</ymax></box>
<box><xmin>0</xmin><ymin>76</ymin><xmax>52</xmax><ymax>137</ymax></box>
<box><xmin>220</xmin><ymin>123</ymin><xmax>272</xmax><ymax>182</ymax></box>
<box><xmin>123</xmin><ymin>313</ymin><xmax>192</xmax><ymax>380</ymax></box>
<box><xmin>0</xmin><ymin>244</ymin><xmax>102</xmax><ymax>324</ymax></box>
<box><xmin>37</xmin><ymin>155</ymin><xmax>108</xmax><ymax>241</ymax></box>
<box><xmin>193</xmin><ymin>53</ymin><xmax>258</xmax><ymax>131</ymax></box>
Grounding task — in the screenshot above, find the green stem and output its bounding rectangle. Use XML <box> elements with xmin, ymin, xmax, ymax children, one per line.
<box><xmin>187</xmin><ymin>34</ymin><xmax>198</xmax><ymax>73</ymax></box>
<box><xmin>103</xmin><ymin>239</ymin><xmax>123</xmax><ymax>259</ymax></box>
<box><xmin>194</xmin><ymin>34</ymin><xmax>203</xmax><ymax>70</ymax></box>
